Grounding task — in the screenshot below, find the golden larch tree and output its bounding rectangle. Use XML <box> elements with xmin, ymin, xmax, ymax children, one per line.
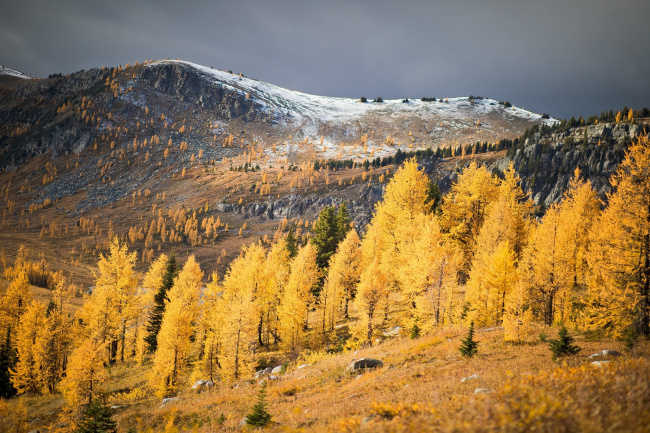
<box><xmin>150</xmin><ymin>255</ymin><xmax>203</xmax><ymax>397</ymax></box>
<box><xmin>60</xmin><ymin>338</ymin><xmax>106</xmax><ymax>410</ymax></box>
<box><xmin>11</xmin><ymin>302</ymin><xmax>46</xmax><ymax>395</ymax></box>
<box><xmin>439</xmin><ymin>162</ymin><xmax>499</xmax><ymax>279</ymax></box>
<box><xmin>585</xmin><ymin>135</ymin><xmax>650</xmax><ymax>337</ymax></box>
<box><xmin>279</xmin><ymin>243</ymin><xmax>320</xmax><ymax>353</ymax></box>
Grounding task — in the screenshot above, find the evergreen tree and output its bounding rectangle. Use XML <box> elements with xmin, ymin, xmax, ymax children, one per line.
<box><xmin>245</xmin><ymin>382</ymin><xmax>272</xmax><ymax>428</ymax></box>
<box><xmin>312</xmin><ymin>205</ymin><xmax>340</xmax><ymax>271</ymax></box>
<box><xmin>145</xmin><ymin>252</ymin><xmax>177</xmax><ymax>352</ymax></box>
<box><xmin>285</xmin><ymin>228</ymin><xmax>298</xmax><ymax>259</ymax></box>
<box><xmin>459</xmin><ymin>322</ymin><xmax>479</xmax><ymax>357</ymax></box>
<box><xmin>548</xmin><ymin>325</ymin><xmax>581</xmax><ymax>361</ymax></box>
<box><xmin>0</xmin><ymin>326</ymin><xmax>17</xmax><ymax>398</ymax></box>
<box><xmin>76</xmin><ymin>400</ymin><xmax>117</xmax><ymax>433</ymax></box>
<box><xmin>335</xmin><ymin>202</ymin><xmax>351</xmax><ymax>240</ymax></box>
<box><xmin>425</xmin><ymin>181</ymin><xmax>442</xmax><ymax>214</ymax></box>
<box><xmin>410</xmin><ymin>317</ymin><xmax>421</xmax><ymax>339</ymax></box>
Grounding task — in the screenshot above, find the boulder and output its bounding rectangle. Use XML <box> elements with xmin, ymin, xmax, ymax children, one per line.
<box><xmin>269</xmin><ymin>375</ymin><xmax>279</xmax><ymax>381</ymax></box>
<box><xmin>160</xmin><ymin>397</ymin><xmax>180</xmax><ymax>407</ymax></box>
<box><xmin>474</xmin><ymin>388</ymin><xmax>493</xmax><ymax>394</ymax></box>
<box><xmin>591</xmin><ymin>360</ymin><xmax>611</xmax><ymax>368</ymax></box>
<box><xmin>297</xmin><ymin>364</ymin><xmax>309</xmax><ymax>370</ymax></box>
<box><xmin>382</xmin><ymin>326</ymin><xmax>402</xmax><ymax>337</ymax></box>
<box><xmin>601</xmin><ymin>350</ymin><xmax>621</xmax><ymax>357</ymax></box>
<box><xmin>191</xmin><ymin>380</ymin><xmax>215</xmax><ymax>393</ymax></box>
<box><xmin>461</xmin><ymin>374</ymin><xmax>480</xmax><ymax>383</ymax></box>
<box><xmin>349</xmin><ymin>358</ymin><xmax>383</xmax><ymax>372</ymax></box>
<box><xmin>271</xmin><ymin>365</ymin><xmax>283</xmax><ymax>374</ymax></box>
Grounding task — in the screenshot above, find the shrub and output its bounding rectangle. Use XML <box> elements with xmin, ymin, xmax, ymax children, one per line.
<box><xmin>373</xmin><ymin>97</ymin><xmax>383</xmax><ymax>103</ymax></box>
<box><xmin>360</xmin><ymin>96</ymin><xmax>367</xmax><ymax>103</ymax></box>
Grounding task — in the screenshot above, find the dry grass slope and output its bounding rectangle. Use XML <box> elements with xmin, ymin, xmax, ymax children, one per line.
<box><xmin>2</xmin><ymin>324</ymin><xmax>647</xmax><ymax>432</ymax></box>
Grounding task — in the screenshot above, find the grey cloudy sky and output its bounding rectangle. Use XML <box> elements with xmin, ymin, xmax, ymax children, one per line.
<box><xmin>1</xmin><ymin>0</ymin><xmax>648</xmax><ymax>118</ymax></box>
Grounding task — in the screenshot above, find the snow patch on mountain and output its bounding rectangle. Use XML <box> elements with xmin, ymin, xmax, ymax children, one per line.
<box><xmin>0</xmin><ymin>65</ymin><xmax>34</xmax><ymax>79</ymax></box>
<box><xmin>148</xmin><ymin>60</ymin><xmax>556</xmax><ymax>128</ymax></box>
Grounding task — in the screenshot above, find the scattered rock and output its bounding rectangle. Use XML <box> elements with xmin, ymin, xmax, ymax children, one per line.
<box><xmin>160</xmin><ymin>397</ymin><xmax>180</xmax><ymax>407</ymax></box>
<box><xmin>474</xmin><ymin>388</ymin><xmax>493</xmax><ymax>394</ymax></box>
<box><xmin>591</xmin><ymin>360</ymin><xmax>611</xmax><ymax>368</ymax></box>
<box><xmin>461</xmin><ymin>374</ymin><xmax>480</xmax><ymax>383</ymax></box>
<box><xmin>382</xmin><ymin>326</ymin><xmax>402</xmax><ymax>337</ymax></box>
<box><xmin>349</xmin><ymin>358</ymin><xmax>384</xmax><ymax>372</ymax></box>
<box><xmin>271</xmin><ymin>365</ymin><xmax>283</xmax><ymax>374</ymax></box>
<box><xmin>192</xmin><ymin>379</ymin><xmax>215</xmax><ymax>393</ymax></box>
<box><xmin>590</xmin><ymin>349</ymin><xmax>621</xmax><ymax>359</ymax></box>
<box><xmin>269</xmin><ymin>375</ymin><xmax>279</xmax><ymax>381</ymax></box>
<box><xmin>297</xmin><ymin>364</ymin><xmax>309</xmax><ymax>369</ymax></box>
<box><xmin>110</xmin><ymin>404</ymin><xmax>128</xmax><ymax>410</ymax></box>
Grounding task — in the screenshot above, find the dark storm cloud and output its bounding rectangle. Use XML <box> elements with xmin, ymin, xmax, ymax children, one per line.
<box><xmin>1</xmin><ymin>0</ymin><xmax>648</xmax><ymax>118</ymax></box>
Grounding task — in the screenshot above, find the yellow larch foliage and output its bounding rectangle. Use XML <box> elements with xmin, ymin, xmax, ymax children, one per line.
<box><xmin>79</xmin><ymin>238</ymin><xmax>137</xmax><ymax>363</ymax></box>
<box><xmin>0</xmin><ymin>269</ymin><xmax>32</xmax><ymax>333</ymax></box>
<box><xmin>396</xmin><ymin>214</ymin><xmax>461</xmax><ymax>331</ymax></box>
<box><xmin>134</xmin><ymin>253</ymin><xmax>168</xmax><ymax>363</ymax></box>
<box><xmin>61</xmin><ymin>338</ymin><xmax>106</xmax><ymax>409</ymax></box>
<box><xmin>194</xmin><ymin>272</ymin><xmax>224</xmax><ymax>382</ymax></box>
<box><xmin>439</xmin><ymin>162</ymin><xmax>499</xmax><ymax>277</ymax></box>
<box><xmin>503</xmin><ymin>279</ymin><xmax>533</xmax><ymax>342</ymax></box>
<box><xmin>358</xmin><ymin>158</ymin><xmax>431</xmax><ymax>325</ymax></box>
<box><xmin>279</xmin><ymin>243</ymin><xmax>320</xmax><ymax>354</ymax></box>
<box><xmin>150</xmin><ymin>255</ymin><xmax>203</xmax><ymax>397</ymax></box>
<box><xmin>585</xmin><ymin>135</ymin><xmax>650</xmax><ymax>337</ymax></box>
<box><xmin>219</xmin><ymin>244</ymin><xmax>263</xmax><ymax>381</ymax></box>
<box><xmin>321</xmin><ymin>229</ymin><xmax>361</xmax><ymax>334</ymax></box>
<box><xmin>465</xmin><ymin>165</ymin><xmax>530</xmax><ymax>325</ymax></box>
<box><xmin>11</xmin><ymin>302</ymin><xmax>46</xmax><ymax>395</ymax></box>
<box><xmin>352</xmin><ymin>257</ymin><xmax>388</xmax><ymax>346</ymax></box>
<box><xmin>257</xmin><ymin>240</ymin><xmax>290</xmax><ymax>346</ymax></box>
<box><xmin>35</xmin><ymin>306</ymin><xmax>72</xmax><ymax>393</ymax></box>
<box><xmin>520</xmin><ymin>206</ymin><xmax>570</xmax><ymax>325</ymax></box>
<box><xmin>554</xmin><ymin>169</ymin><xmax>600</xmax><ymax>323</ymax></box>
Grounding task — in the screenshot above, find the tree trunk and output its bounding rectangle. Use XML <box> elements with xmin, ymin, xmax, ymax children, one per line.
<box><xmin>258</xmin><ymin>314</ymin><xmax>264</xmax><ymax>346</ymax></box>
<box><xmin>640</xmin><ymin>203</ymin><xmax>650</xmax><ymax>336</ymax></box>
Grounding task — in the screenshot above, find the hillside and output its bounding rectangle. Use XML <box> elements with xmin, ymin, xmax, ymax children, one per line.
<box><xmin>0</xmin><ymin>59</ymin><xmax>557</xmax><ymax>289</ymax></box>
<box><xmin>3</xmin><ymin>323</ymin><xmax>649</xmax><ymax>432</ymax></box>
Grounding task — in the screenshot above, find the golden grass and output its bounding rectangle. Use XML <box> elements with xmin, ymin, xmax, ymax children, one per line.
<box><xmin>4</xmin><ymin>324</ymin><xmax>647</xmax><ymax>432</ymax></box>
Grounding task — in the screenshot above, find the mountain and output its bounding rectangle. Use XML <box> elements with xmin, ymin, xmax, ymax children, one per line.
<box><xmin>0</xmin><ymin>59</ymin><xmax>551</xmax><ymax>169</ymax></box>
<box><xmin>0</xmin><ymin>59</ymin><xmax>644</xmax><ymax>288</ymax></box>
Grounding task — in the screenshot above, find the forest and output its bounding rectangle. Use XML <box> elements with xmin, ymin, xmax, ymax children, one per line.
<box><xmin>0</xmin><ymin>133</ymin><xmax>648</xmax><ymax>431</ymax></box>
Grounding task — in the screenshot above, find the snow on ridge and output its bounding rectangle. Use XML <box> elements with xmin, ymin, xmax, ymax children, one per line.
<box><xmin>0</xmin><ymin>65</ymin><xmax>34</xmax><ymax>79</ymax></box>
<box><xmin>148</xmin><ymin>60</ymin><xmax>555</xmax><ymax>126</ymax></box>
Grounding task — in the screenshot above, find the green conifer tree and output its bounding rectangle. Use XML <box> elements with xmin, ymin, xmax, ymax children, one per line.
<box><xmin>312</xmin><ymin>206</ymin><xmax>339</xmax><ymax>271</ymax></box>
<box><xmin>145</xmin><ymin>252</ymin><xmax>177</xmax><ymax>352</ymax></box>
<box><xmin>76</xmin><ymin>400</ymin><xmax>117</xmax><ymax>433</ymax></box>
<box><xmin>459</xmin><ymin>321</ymin><xmax>479</xmax><ymax>357</ymax></box>
<box><xmin>285</xmin><ymin>228</ymin><xmax>298</xmax><ymax>259</ymax></box>
<box><xmin>0</xmin><ymin>327</ymin><xmax>17</xmax><ymax>398</ymax></box>
<box><xmin>245</xmin><ymin>382</ymin><xmax>272</xmax><ymax>428</ymax></box>
<box><xmin>548</xmin><ymin>325</ymin><xmax>581</xmax><ymax>361</ymax></box>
